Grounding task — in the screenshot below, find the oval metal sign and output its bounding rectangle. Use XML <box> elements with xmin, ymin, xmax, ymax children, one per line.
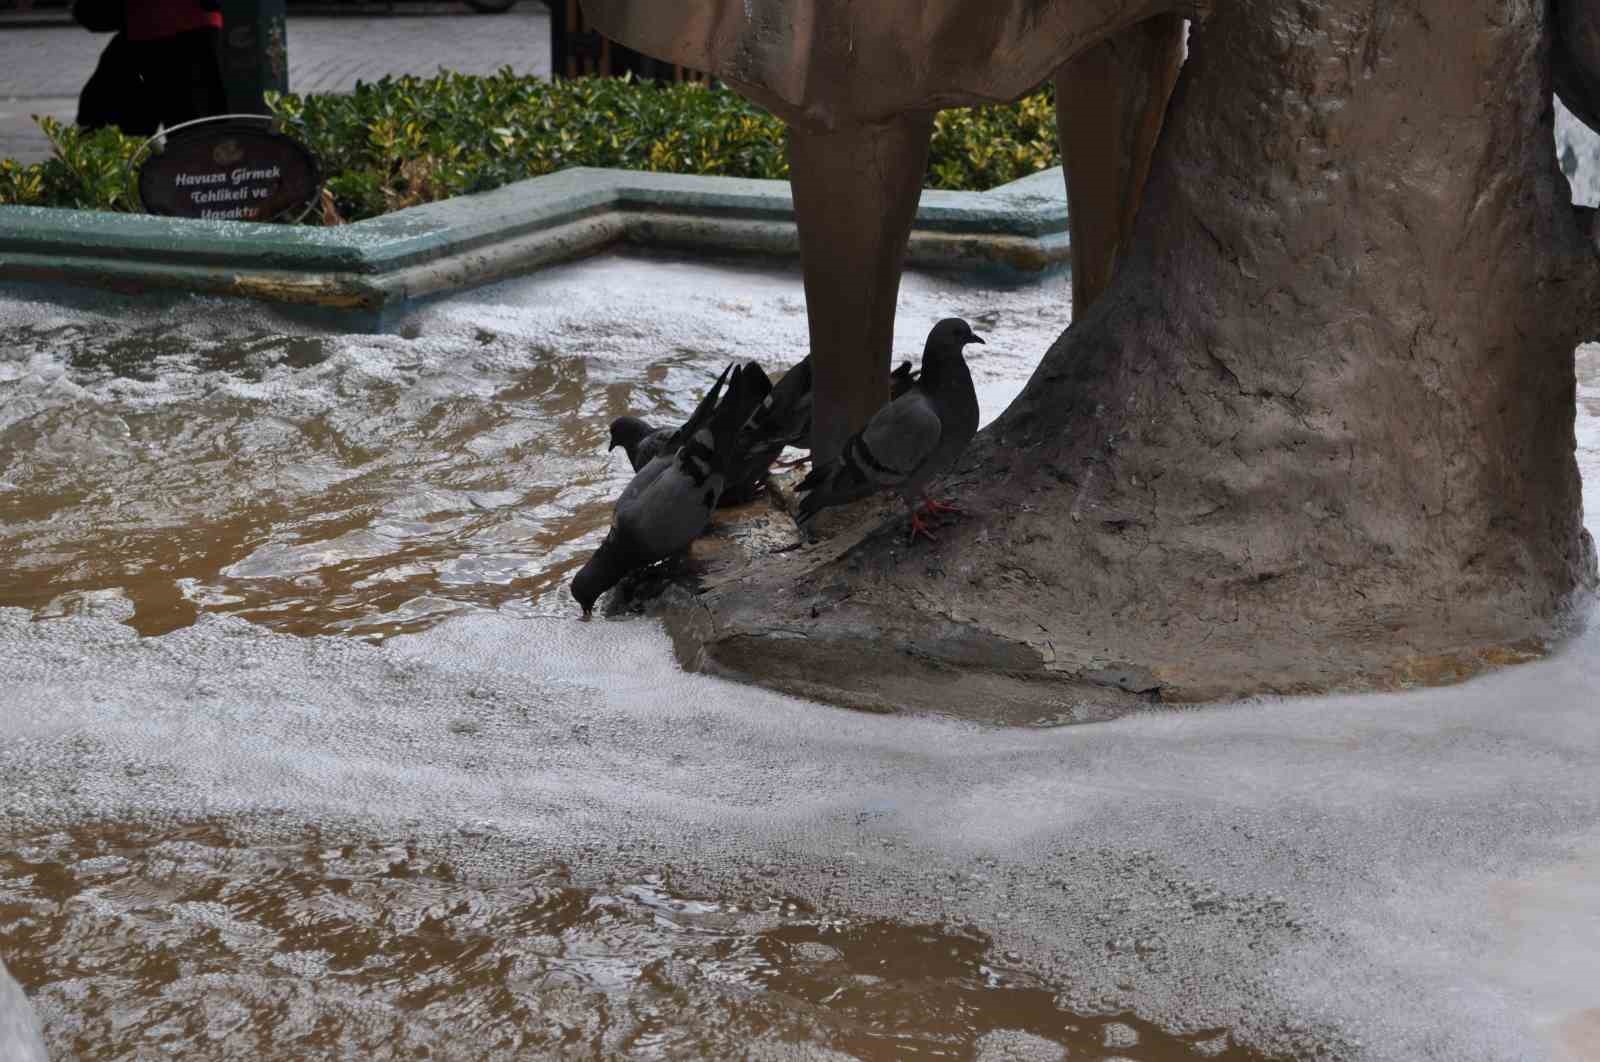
<box><xmin>137</xmin><ymin>117</ymin><xmax>319</xmax><ymax>223</ymax></box>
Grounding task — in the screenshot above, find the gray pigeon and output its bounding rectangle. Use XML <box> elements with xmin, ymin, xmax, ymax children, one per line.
<box><xmin>608</xmin><ymin>363</ymin><xmax>735</xmax><ymax>473</ymax></box>
<box><xmin>795</xmin><ymin>318</ymin><xmax>983</xmax><ymax>542</ymax></box>
<box><xmin>573</xmin><ymin>362</ymin><xmax>772</xmax><ymax>617</ymax></box>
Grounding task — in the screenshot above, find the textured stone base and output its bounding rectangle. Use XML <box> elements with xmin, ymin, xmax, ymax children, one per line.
<box><xmin>645</xmin><ymin>487</ymin><xmax>1588</xmax><ymax>723</ymax></box>
<box><xmin>647</xmin><ymin>0</ymin><xmax>1600</xmax><ymax>723</ymax></box>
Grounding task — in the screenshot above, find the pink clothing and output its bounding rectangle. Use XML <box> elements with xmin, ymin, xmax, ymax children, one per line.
<box><xmin>125</xmin><ymin>0</ymin><xmax>222</xmax><ymax>42</ymax></box>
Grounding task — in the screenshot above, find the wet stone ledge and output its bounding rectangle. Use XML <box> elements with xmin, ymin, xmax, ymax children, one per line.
<box><xmin>603</xmin><ymin>475</ymin><xmax>1149</xmax><ymax>727</ymax></box>
<box><xmin>0</xmin><ymin>167</ymin><xmax>1069</xmax><ymax>327</ymax></box>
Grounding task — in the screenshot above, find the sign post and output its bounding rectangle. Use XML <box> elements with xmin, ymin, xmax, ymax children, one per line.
<box><xmin>220</xmin><ymin>0</ymin><xmax>289</xmax><ymax>114</ymax></box>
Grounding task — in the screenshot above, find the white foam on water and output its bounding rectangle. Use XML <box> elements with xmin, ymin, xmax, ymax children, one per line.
<box><xmin>2</xmin><ymin>587</ymin><xmax>1599</xmax><ymax>1060</ymax></box>
<box><xmin>0</xmin><ymin>959</ymin><xmax>48</xmax><ymax>1062</ymax></box>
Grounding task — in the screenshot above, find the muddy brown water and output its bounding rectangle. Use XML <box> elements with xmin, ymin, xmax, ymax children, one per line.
<box><xmin>0</xmin><ymin>321</ymin><xmax>614</xmax><ymax>641</ymax></box>
<box><xmin>19</xmin><ymin>252</ymin><xmax>1582</xmax><ymax>1058</ymax></box>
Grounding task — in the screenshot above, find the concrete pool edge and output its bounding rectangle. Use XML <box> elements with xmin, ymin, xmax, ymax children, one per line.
<box><xmin>0</xmin><ymin>166</ymin><xmax>1069</xmax><ymax>320</ymax></box>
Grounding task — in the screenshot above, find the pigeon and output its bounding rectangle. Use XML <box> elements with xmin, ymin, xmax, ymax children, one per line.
<box><xmin>795</xmin><ymin>317</ymin><xmax>984</xmax><ymax>542</ymax></box>
<box><xmin>572</xmin><ymin>361</ymin><xmax>772</xmax><ymax>618</ymax></box>
<box><xmin>762</xmin><ymin>355</ymin><xmax>814</xmax><ymax>449</ymax></box>
<box><xmin>607</xmin><ymin>363</ymin><xmax>735</xmax><ymax>474</ymax></box>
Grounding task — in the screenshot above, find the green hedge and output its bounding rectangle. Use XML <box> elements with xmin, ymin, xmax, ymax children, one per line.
<box><xmin>0</xmin><ymin>70</ymin><xmax>1059</xmax><ymax>223</ymax></box>
<box><xmin>0</xmin><ymin>118</ymin><xmax>149</xmax><ymax>213</ymax></box>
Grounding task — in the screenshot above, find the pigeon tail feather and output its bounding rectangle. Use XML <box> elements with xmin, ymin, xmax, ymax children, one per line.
<box><xmin>889</xmin><ymin>360</ymin><xmax>919</xmax><ymax>401</ymax></box>
<box><xmin>722</xmin><ymin>358</ymin><xmax>811</xmax><ymax>503</ymax></box>
<box><xmin>709</xmin><ymin>362</ymin><xmax>774</xmax><ymax>470</ymax></box>
<box><xmin>666</xmin><ymin>362</ymin><xmax>735</xmax><ymax>453</ymax></box>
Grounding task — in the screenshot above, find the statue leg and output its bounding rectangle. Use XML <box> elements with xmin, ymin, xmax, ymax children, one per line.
<box><xmin>1055</xmin><ymin>14</ymin><xmax>1187</xmax><ymax>314</ymax></box>
<box><xmin>788</xmin><ymin>113</ymin><xmax>935</xmax><ymax>465</ymax></box>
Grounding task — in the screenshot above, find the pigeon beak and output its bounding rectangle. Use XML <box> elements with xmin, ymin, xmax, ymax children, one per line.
<box><xmin>969</xmin><ymin>333</ymin><xmax>986</xmax><ymax>346</ymax></box>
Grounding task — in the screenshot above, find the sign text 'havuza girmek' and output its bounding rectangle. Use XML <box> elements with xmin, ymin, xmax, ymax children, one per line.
<box><xmin>138</xmin><ymin>118</ymin><xmax>319</xmax><ymax>222</ymax></box>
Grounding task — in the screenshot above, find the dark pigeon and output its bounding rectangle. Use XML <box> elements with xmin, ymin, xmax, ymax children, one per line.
<box><xmin>760</xmin><ymin>355</ymin><xmax>814</xmax><ymax>451</ymax></box>
<box><xmin>795</xmin><ymin>318</ymin><xmax>983</xmax><ymax>542</ymax></box>
<box><xmin>607</xmin><ymin>363</ymin><xmax>734</xmax><ymax>474</ymax></box>
<box><xmin>573</xmin><ymin>362</ymin><xmax>772</xmax><ymax>618</ymax></box>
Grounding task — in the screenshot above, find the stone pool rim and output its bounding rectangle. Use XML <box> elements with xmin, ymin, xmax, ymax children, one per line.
<box><xmin>0</xmin><ymin>166</ymin><xmax>1069</xmax><ymax>321</ymax></box>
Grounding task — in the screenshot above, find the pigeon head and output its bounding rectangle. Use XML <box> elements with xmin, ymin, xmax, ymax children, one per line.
<box><xmin>576</xmin><ymin>550</ymin><xmax>617</xmax><ymax>617</ymax></box>
<box><xmin>608</xmin><ymin>416</ymin><xmax>656</xmax><ymax>455</ymax></box>
<box><xmin>570</xmin><ymin>530</ymin><xmax>635</xmax><ymax>619</ymax></box>
<box><xmin>918</xmin><ymin>318</ymin><xmax>985</xmax><ymax>393</ymax></box>
<box><xmin>925</xmin><ymin>317</ymin><xmax>985</xmax><ymax>355</ymax></box>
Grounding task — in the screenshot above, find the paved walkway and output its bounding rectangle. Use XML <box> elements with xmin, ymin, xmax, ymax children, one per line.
<box><xmin>0</xmin><ymin>2</ymin><xmax>550</xmax><ymax>164</ymax></box>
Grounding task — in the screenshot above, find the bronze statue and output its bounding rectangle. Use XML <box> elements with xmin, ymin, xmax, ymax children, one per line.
<box><xmin>584</xmin><ymin>0</ymin><xmax>1207</xmax><ymax>462</ymax></box>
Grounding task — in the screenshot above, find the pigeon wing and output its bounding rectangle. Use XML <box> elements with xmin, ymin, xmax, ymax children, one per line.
<box><xmin>634</xmin><ymin>426</ymin><xmax>678</xmax><ymax>471</ymax></box>
<box><xmin>797</xmin><ymin>391</ymin><xmax>942</xmax><ymax>516</ymax></box>
<box><xmin>666</xmin><ymin>363</ymin><xmax>734</xmax><ymax>452</ymax></box>
<box><xmin>614</xmin><ymin>361</ymin><xmax>767</xmax><ymax>560</ymax></box>
<box><xmin>617</xmin><ymin>451</ymin><xmax>673</xmax><ymax>510</ymax></box>
<box><xmin>847</xmin><ymin>391</ymin><xmax>943</xmax><ymax>490</ymax></box>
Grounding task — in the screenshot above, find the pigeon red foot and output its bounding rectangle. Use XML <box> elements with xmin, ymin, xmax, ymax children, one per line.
<box><xmin>918</xmin><ymin>495</ymin><xmax>963</xmax><ymax>515</ymax></box>
<box><xmin>907</xmin><ymin>509</ymin><xmax>939</xmax><ymax>543</ymax></box>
